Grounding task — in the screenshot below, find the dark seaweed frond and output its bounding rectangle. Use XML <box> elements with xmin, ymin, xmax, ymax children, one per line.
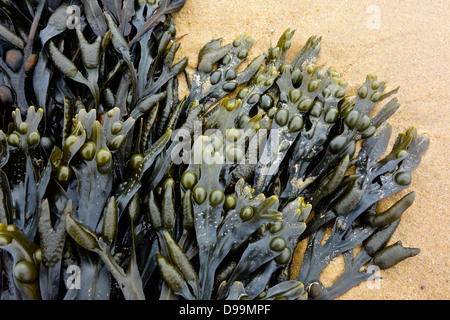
<box><xmin>0</xmin><ymin>1</ymin><xmax>428</xmax><ymax>300</ymax></box>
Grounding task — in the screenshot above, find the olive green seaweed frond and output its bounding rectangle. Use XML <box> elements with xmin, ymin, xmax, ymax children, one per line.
<box><xmin>0</xmin><ymin>0</ymin><xmax>429</xmax><ymax>301</ymax></box>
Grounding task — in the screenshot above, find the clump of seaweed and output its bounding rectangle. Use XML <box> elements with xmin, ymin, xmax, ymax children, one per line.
<box><xmin>0</xmin><ymin>0</ymin><xmax>428</xmax><ymax>300</ymax></box>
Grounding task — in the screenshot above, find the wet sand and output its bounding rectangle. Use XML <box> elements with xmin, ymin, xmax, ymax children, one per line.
<box><xmin>173</xmin><ymin>0</ymin><xmax>450</xmax><ymax>300</ymax></box>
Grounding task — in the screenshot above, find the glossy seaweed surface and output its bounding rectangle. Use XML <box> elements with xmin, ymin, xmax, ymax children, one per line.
<box><xmin>0</xmin><ymin>0</ymin><xmax>429</xmax><ymax>300</ymax></box>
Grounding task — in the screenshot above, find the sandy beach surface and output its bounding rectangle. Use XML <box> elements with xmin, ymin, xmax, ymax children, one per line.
<box><xmin>173</xmin><ymin>0</ymin><xmax>450</xmax><ymax>300</ymax></box>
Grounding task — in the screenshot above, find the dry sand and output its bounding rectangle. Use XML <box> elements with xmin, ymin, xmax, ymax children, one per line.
<box><xmin>173</xmin><ymin>0</ymin><xmax>449</xmax><ymax>300</ymax></box>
